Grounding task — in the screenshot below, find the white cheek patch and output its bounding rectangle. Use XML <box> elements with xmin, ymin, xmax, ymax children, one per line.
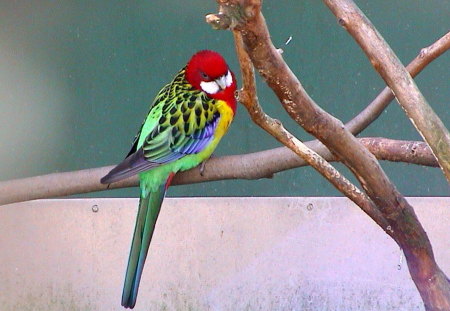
<box><xmin>225</xmin><ymin>70</ymin><xmax>233</xmax><ymax>87</ymax></box>
<box><xmin>200</xmin><ymin>81</ymin><xmax>220</xmax><ymax>94</ymax></box>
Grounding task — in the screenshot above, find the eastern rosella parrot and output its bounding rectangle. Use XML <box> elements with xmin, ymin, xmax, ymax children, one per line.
<box><xmin>101</xmin><ymin>50</ymin><xmax>237</xmax><ymax>309</ymax></box>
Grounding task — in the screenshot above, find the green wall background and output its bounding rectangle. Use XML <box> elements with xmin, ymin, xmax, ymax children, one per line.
<box><xmin>1</xmin><ymin>1</ymin><xmax>449</xmax><ymax>197</ymax></box>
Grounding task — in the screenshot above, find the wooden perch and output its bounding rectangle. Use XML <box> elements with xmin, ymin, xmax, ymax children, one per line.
<box><xmin>0</xmin><ymin>138</ymin><xmax>437</xmax><ymax>206</ymax></box>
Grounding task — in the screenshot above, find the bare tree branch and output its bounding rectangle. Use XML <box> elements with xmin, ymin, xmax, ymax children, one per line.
<box><xmin>0</xmin><ymin>138</ymin><xmax>437</xmax><ymax>206</ymax></box>
<box><xmin>346</xmin><ymin>31</ymin><xmax>450</xmax><ymax>135</ymax></box>
<box><xmin>231</xmin><ymin>29</ymin><xmax>388</xmax><ymax>228</ymax></box>
<box><xmin>215</xmin><ymin>0</ymin><xmax>407</xmax><ymax>217</ymax></box>
<box><xmin>324</xmin><ymin>0</ymin><xmax>450</xmax><ymax>184</ymax></box>
<box><xmin>207</xmin><ymin>0</ymin><xmax>450</xmax><ymax>309</ymax></box>
<box><xmin>208</xmin><ymin>14</ymin><xmax>450</xmax><ymax>141</ymax></box>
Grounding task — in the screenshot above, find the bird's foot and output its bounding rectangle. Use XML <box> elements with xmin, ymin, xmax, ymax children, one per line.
<box><xmin>199</xmin><ymin>154</ymin><xmax>215</xmax><ymax>176</ymax></box>
<box><xmin>199</xmin><ymin>161</ymin><xmax>207</xmax><ymax>176</ymax></box>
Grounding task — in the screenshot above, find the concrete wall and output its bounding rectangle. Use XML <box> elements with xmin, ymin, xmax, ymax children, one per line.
<box><xmin>0</xmin><ymin>197</ymin><xmax>449</xmax><ymax>311</ymax></box>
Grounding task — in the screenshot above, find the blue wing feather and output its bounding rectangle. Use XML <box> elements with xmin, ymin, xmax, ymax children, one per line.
<box><xmin>101</xmin><ymin>109</ymin><xmax>219</xmax><ymax>184</ymax></box>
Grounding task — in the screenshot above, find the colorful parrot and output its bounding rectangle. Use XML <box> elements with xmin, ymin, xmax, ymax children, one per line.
<box><xmin>100</xmin><ymin>50</ymin><xmax>237</xmax><ymax>309</ymax></box>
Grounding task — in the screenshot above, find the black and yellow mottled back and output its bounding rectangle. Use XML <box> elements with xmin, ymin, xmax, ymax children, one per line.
<box><xmin>101</xmin><ymin>68</ymin><xmax>221</xmax><ymax>184</ymax></box>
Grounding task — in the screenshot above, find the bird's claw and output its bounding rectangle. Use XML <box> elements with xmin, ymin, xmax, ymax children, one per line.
<box><xmin>199</xmin><ymin>161</ymin><xmax>207</xmax><ymax>176</ymax></box>
<box><xmin>199</xmin><ymin>154</ymin><xmax>215</xmax><ymax>176</ymax></box>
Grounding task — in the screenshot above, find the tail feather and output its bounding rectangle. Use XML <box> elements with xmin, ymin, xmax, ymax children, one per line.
<box><xmin>121</xmin><ymin>183</ymin><xmax>166</xmax><ymax>309</ymax></box>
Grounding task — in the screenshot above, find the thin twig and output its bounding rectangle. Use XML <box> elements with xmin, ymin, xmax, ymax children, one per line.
<box><xmin>346</xmin><ymin>31</ymin><xmax>450</xmax><ymax>135</ymax></box>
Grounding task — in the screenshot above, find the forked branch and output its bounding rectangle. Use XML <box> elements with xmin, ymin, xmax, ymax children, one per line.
<box><xmin>231</xmin><ymin>30</ymin><xmax>387</xmax><ymax>228</ymax></box>
<box><xmin>324</xmin><ymin>0</ymin><xmax>450</xmax><ymax>183</ymax></box>
<box><xmin>346</xmin><ymin>31</ymin><xmax>450</xmax><ymax>135</ymax></box>
<box><xmin>207</xmin><ymin>0</ymin><xmax>450</xmax><ymax>309</ymax></box>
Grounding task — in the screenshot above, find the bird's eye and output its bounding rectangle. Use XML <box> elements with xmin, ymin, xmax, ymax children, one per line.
<box><xmin>200</xmin><ymin>71</ymin><xmax>210</xmax><ymax>80</ymax></box>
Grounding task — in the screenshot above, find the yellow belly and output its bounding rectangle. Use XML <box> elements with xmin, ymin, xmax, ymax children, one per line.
<box><xmin>178</xmin><ymin>99</ymin><xmax>234</xmax><ymax>170</ymax></box>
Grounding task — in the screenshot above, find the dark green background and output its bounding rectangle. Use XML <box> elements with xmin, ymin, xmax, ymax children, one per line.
<box><xmin>1</xmin><ymin>1</ymin><xmax>449</xmax><ymax>197</ymax></box>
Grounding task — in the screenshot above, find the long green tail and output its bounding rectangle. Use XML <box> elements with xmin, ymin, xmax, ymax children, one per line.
<box><xmin>121</xmin><ymin>183</ymin><xmax>166</xmax><ymax>309</ymax></box>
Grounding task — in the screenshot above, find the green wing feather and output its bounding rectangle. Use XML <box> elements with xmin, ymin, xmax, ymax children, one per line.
<box><xmin>101</xmin><ymin>69</ymin><xmax>220</xmax><ymax>184</ymax></box>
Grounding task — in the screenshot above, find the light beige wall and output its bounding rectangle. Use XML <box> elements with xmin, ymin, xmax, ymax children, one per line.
<box><xmin>0</xmin><ymin>197</ymin><xmax>448</xmax><ymax>311</ymax></box>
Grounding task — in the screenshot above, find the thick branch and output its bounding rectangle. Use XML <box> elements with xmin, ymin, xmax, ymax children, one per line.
<box><xmin>322</xmin><ymin>3</ymin><xmax>450</xmax><ymax>307</ymax></box>
<box><xmin>0</xmin><ymin>138</ymin><xmax>436</xmax><ymax>206</ymax></box>
<box><xmin>208</xmin><ymin>1</ymin><xmax>450</xmax><ymax>310</ymax></box>
<box><xmin>207</xmin><ymin>18</ymin><xmax>450</xmax><ymax>138</ymax></box>
<box><xmin>232</xmin><ymin>30</ymin><xmax>387</xmax><ymax>229</ymax></box>
<box><xmin>325</xmin><ymin>0</ymin><xmax>450</xmax><ymax>183</ymax></box>
<box><xmin>218</xmin><ymin>0</ymin><xmax>410</xmax><ymax>222</ymax></box>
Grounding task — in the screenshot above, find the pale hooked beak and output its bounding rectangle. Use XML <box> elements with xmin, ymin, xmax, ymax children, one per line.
<box><xmin>200</xmin><ymin>71</ymin><xmax>233</xmax><ymax>94</ymax></box>
<box><xmin>215</xmin><ymin>75</ymin><xmax>227</xmax><ymax>90</ymax></box>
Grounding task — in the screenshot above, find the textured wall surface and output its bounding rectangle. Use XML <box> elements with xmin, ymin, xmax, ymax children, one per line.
<box><xmin>1</xmin><ymin>197</ymin><xmax>449</xmax><ymax>310</ymax></box>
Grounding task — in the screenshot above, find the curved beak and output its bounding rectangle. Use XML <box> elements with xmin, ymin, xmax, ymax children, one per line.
<box><xmin>215</xmin><ymin>76</ymin><xmax>227</xmax><ymax>90</ymax></box>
